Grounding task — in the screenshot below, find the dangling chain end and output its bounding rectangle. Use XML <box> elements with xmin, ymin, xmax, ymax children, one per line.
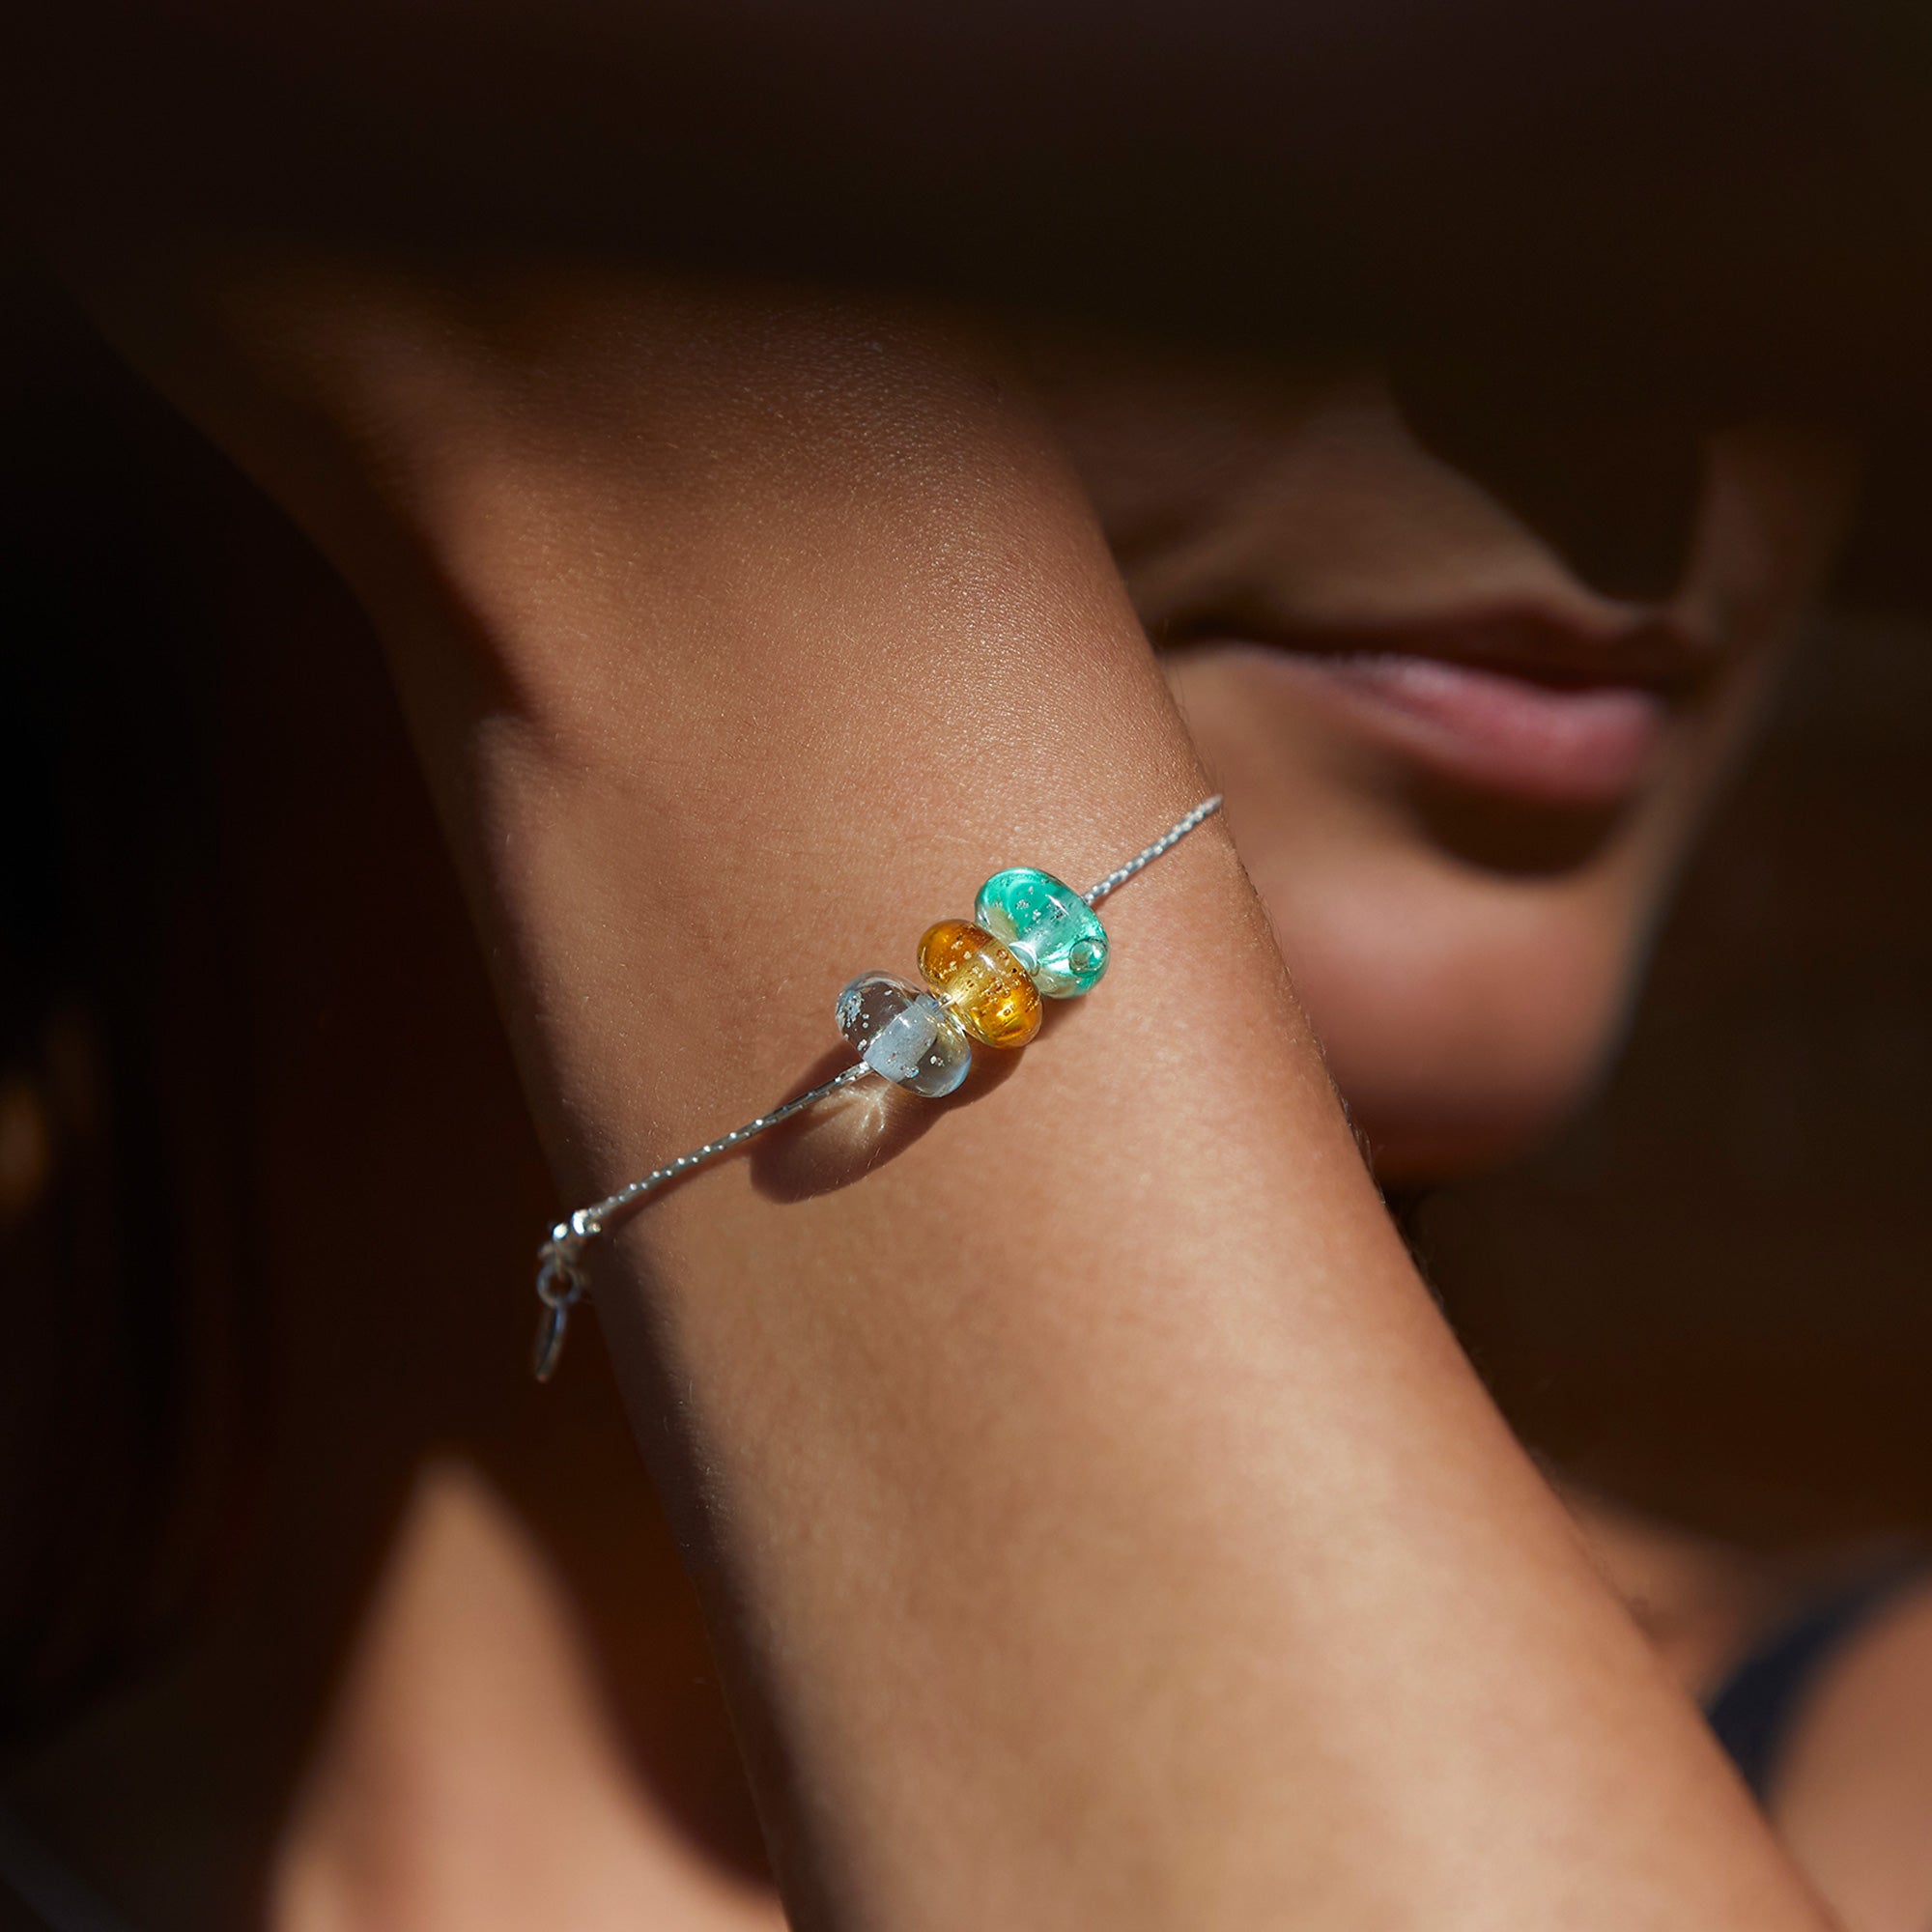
<box><xmin>532</xmin><ymin>1228</ymin><xmax>588</xmax><ymax>1382</ymax></box>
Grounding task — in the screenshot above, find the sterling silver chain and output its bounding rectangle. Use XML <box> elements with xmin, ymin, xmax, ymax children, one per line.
<box><xmin>531</xmin><ymin>794</ymin><xmax>1223</xmax><ymax>1378</ymax></box>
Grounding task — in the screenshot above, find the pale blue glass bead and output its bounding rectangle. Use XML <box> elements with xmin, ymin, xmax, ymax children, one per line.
<box><xmin>974</xmin><ymin>867</ymin><xmax>1110</xmax><ymax>998</ymax></box>
<box><xmin>835</xmin><ymin>971</ymin><xmax>972</xmax><ymax>1097</ymax></box>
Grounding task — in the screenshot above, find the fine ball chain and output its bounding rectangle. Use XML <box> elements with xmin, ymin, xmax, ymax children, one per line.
<box><xmin>531</xmin><ymin>794</ymin><xmax>1224</xmax><ymax>1379</ymax></box>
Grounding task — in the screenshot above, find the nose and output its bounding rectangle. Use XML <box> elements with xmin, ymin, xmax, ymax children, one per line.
<box><xmin>1391</xmin><ymin>358</ymin><xmax>1704</xmax><ymax>605</ymax></box>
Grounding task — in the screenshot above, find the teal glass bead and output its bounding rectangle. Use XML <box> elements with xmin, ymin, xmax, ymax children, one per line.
<box><xmin>835</xmin><ymin>972</ymin><xmax>972</xmax><ymax>1097</ymax></box>
<box><xmin>973</xmin><ymin>867</ymin><xmax>1110</xmax><ymax>998</ymax></box>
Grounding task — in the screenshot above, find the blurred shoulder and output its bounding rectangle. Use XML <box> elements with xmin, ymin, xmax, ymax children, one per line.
<box><xmin>1773</xmin><ymin>1576</ymin><xmax>1932</xmax><ymax>1932</ymax></box>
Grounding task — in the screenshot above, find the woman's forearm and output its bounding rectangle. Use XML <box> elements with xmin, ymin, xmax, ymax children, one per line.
<box><xmin>99</xmin><ymin>258</ymin><xmax>1832</xmax><ymax>1929</ymax></box>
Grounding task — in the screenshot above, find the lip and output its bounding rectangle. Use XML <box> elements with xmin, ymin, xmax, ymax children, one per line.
<box><xmin>1167</xmin><ymin>607</ymin><xmax>1713</xmax><ymax>810</ymax></box>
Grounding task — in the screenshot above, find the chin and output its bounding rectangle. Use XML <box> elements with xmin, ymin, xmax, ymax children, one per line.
<box><xmin>1332</xmin><ymin>1037</ymin><xmax>1616</xmax><ymax>1187</ymax></box>
<box><xmin>1346</xmin><ymin>1085</ymin><xmax>1590</xmax><ymax>1189</ymax></box>
<box><xmin>1277</xmin><ymin>895</ymin><xmax>1640</xmax><ymax>1190</ymax></box>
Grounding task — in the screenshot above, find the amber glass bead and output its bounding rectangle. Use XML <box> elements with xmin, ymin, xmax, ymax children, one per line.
<box><xmin>917</xmin><ymin>920</ymin><xmax>1042</xmax><ymax>1048</ymax></box>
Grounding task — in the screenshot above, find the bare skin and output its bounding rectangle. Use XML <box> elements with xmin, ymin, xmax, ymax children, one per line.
<box><xmin>275</xmin><ymin>1463</ymin><xmax>784</xmax><ymax>1932</ymax></box>
<box><xmin>7</xmin><ymin>253</ymin><xmax>1839</xmax><ymax>1930</ymax></box>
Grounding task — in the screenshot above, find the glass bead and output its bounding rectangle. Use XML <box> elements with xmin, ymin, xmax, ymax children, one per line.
<box><xmin>917</xmin><ymin>920</ymin><xmax>1042</xmax><ymax>1048</ymax></box>
<box><xmin>836</xmin><ymin>971</ymin><xmax>973</xmax><ymax>1097</ymax></box>
<box><xmin>974</xmin><ymin>867</ymin><xmax>1110</xmax><ymax>998</ymax></box>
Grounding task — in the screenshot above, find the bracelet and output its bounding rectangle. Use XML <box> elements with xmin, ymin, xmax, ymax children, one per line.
<box><xmin>531</xmin><ymin>794</ymin><xmax>1224</xmax><ymax>1379</ymax></box>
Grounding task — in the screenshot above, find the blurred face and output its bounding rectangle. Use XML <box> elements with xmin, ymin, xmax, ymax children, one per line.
<box><xmin>1035</xmin><ymin>341</ymin><xmax>1857</xmax><ymax>1182</ymax></box>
